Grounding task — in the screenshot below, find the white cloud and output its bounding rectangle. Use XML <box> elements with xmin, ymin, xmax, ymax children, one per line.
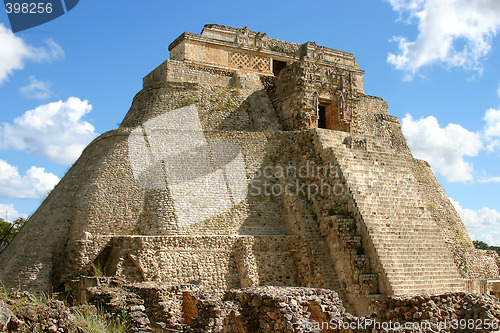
<box><xmin>0</xmin><ymin>160</ymin><xmax>59</xmax><ymax>199</ymax></box>
<box><xmin>0</xmin><ymin>23</ymin><xmax>64</xmax><ymax>85</ymax></box>
<box><xmin>486</xmin><ymin>139</ymin><xmax>500</xmax><ymax>151</ymax></box>
<box><xmin>387</xmin><ymin>0</ymin><xmax>425</xmax><ymax>15</ymax></box>
<box><xmin>479</xmin><ymin>176</ymin><xmax>500</xmax><ymax>183</ymax></box>
<box><xmin>35</xmin><ymin>39</ymin><xmax>65</xmax><ymax>62</ymax></box>
<box><xmin>0</xmin><ymin>97</ymin><xmax>97</xmax><ymax>165</ymax></box>
<box><xmin>402</xmin><ymin>114</ymin><xmax>482</xmax><ymax>182</ymax></box>
<box><xmin>450</xmin><ymin>197</ymin><xmax>500</xmax><ymax>246</ymax></box>
<box><xmin>479</xmin><ymin>231</ymin><xmax>500</xmax><ymax>247</ymax></box>
<box><xmin>0</xmin><ymin>203</ymin><xmax>27</xmax><ymax>222</ymax></box>
<box><xmin>484</xmin><ymin>108</ymin><xmax>500</xmax><ymax>137</ymax></box>
<box><xmin>0</xmin><ymin>24</ymin><xmax>28</xmax><ymax>85</ymax></box>
<box><xmin>484</xmin><ymin>108</ymin><xmax>500</xmax><ymax>152</ymax></box>
<box><xmin>387</xmin><ymin>0</ymin><xmax>500</xmax><ymax>79</ymax></box>
<box><xmin>19</xmin><ymin>76</ymin><xmax>52</xmax><ymax>99</ymax></box>
<box><xmin>403</xmin><ymin>107</ymin><xmax>500</xmax><ymax>182</ymax></box>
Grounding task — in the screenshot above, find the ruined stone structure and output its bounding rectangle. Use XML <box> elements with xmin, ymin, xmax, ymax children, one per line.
<box><xmin>1</xmin><ymin>24</ymin><xmax>499</xmax><ymax>316</ymax></box>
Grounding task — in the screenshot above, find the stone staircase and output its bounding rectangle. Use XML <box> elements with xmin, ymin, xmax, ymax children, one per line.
<box><xmin>317</xmin><ymin>130</ymin><xmax>465</xmax><ymax>295</ymax></box>
<box><xmin>281</xmin><ymin>193</ymin><xmax>355</xmax><ymax>312</ymax></box>
<box><xmin>320</xmin><ymin>214</ymin><xmax>379</xmax><ymax>294</ymax></box>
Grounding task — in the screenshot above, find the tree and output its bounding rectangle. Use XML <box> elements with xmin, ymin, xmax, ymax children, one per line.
<box><xmin>473</xmin><ymin>240</ymin><xmax>490</xmax><ymax>250</ymax></box>
<box><xmin>0</xmin><ymin>217</ymin><xmax>27</xmax><ymax>244</ymax></box>
<box><xmin>490</xmin><ymin>246</ymin><xmax>500</xmax><ymax>256</ymax></box>
<box><xmin>0</xmin><ymin>218</ymin><xmax>12</xmax><ymax>240</ymax></box>
<box><xmin>473</xmin><ymin>240</ymin><xmax>500</xmax><ymax>256</ymax></box>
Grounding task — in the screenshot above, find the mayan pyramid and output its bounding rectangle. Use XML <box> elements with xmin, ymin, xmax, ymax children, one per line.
<box><xmin>1</xmin><ymin>24</ymin><xmax>498</xmax><ymax>315</ymax></box>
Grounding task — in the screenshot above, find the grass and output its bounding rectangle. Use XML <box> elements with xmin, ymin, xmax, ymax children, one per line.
<box><xmin>17</xmin><ymin>291</ymin><xmax>50</xmax><ymax>307</ymax></box>
<box><xmin>0</xmin><ymin>281</ymin><xmax>6</xmax><ymax>297</ymax></box>
<box><xmin>91</xmin><ymin>262</ymin><xmax>106</xmax><ymax>278</ymax></box>
<box><xmin>0</xmin><ymin>280</ymin><xmax>129</xmax><ymax>333</ymax></box>
<box><xmin>73</xmin><ymin>306</ymin><xmax>129</xmax><ymax>333</ymax></box>
<box><xmin>0</xmin><ymin>283</ymin><xmax>51</xmax><ymax>307</ymax></box>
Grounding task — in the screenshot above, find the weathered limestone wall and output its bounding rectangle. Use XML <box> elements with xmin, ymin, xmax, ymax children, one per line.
<box><xmin>351</xmin><ymin>95</ymin><xmax>389</xmax><ymax>135</ymax></box>
<box><xmin>142</xmin><ymin>59</ymin><xmax>233</xmax><ymax>88</ymax></box>
<box><xmin>124</xmin><ymin>66</ymin><xmax>281</xmax><ymax>132</ymax></box>
<box><xmin>0</xmin><ymin>124</ymin><xmax>351</xmax><ymax>294</ymax></box>
<box><xmin>412</xmin><ymin>158</ymin><xmax>500</xmax><ymax>281</ymax></box>
<box><xmin>455</xmin><ymin>248</ymin><xmax>500</xmax><ymax>281</ymax></box>
<box><xmin>350</xmin><ymin>96</ymin><xmax>407</xmax><ymax>152</ymax></box>
<box><xmin>0</xmin><ymin>129</ymin><xmax>144</xmax><ymax>290</ymax></box>
<box><xmin>354</xmin><ymin>95</ymin><xmax>389</xmax><ymax>116</ymax></box>
<box><xmin>83</xmin><ymin>129</ymin><xmax>352</xmax><ymax>298</ymax></box>
<box><xmin>93</xmin><ymin>235</ymin><xmax>302</xmax><ymax>292</ymax></box>
<box><xmin>269</xmin><ymin>61</ymin><xmax>306</xmax><ymax>129</ymax></box>
<box><xmin>411</xmin><ymin>159</ymin><xmax>471</xmax><ymax>247</ymax></box>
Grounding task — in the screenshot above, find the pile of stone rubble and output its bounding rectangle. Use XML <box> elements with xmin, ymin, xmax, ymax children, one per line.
<box><xmin>2</xmin><ymin>281</ymin><xmax>500</xmax><ymax>332</ymax></box>
<box><xmin>0</xmin><ymin>292</ymin><xmax>81</xmax><ymax>333</ymax></box>
<box><xmin>368</xmin><ymin>293</ymin><xmax>500</xmax><ymax>333</ymax></box>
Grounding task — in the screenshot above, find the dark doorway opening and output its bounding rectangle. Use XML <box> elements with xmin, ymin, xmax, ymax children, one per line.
<box><xmin>317</xmin><ymin>99</ymin><xmax>350</xmax><ymax>132</ymax></box>
<box><xmin>273</xmin><ymin>60</ymin><xmax>287</xmax><ymax>76</ymax></box>
<box><xmin>318</xmin><ymin>105</ymin><xmax>327</xmax><ymax>129</ymax></box>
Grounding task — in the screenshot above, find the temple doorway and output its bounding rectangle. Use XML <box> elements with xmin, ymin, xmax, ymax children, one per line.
<box><xmin>272</xmin><ymin>59</ymin><xmax>287</xmax><ymax>76</ymax></box>
<box><xmin>317</xmin><ymin>99</ymin><xmax>350</xmax><ymax>132</ymax></box>
<box><xmin>318</xmin><ymin>105</ymin><xmax>327</xmax><ymax>129</ymax></box>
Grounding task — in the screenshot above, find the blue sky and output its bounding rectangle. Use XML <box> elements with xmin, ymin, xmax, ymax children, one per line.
<box><xmin>0</xmin><ymin>0</ymin><xmax>499</xmax><ymax>244</ymax></box>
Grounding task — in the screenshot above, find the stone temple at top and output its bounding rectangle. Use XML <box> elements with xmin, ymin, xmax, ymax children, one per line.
<box><xmin>0</xmin><ymin>24</ymin><xmax>498</xmax><ymax>315</ymax></box>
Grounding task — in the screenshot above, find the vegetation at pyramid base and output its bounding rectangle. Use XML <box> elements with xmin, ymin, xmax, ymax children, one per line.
<box><xmin>474</xmin><ymin>240</ymin><xmax>500</xmax><ymax>256</ymax></box>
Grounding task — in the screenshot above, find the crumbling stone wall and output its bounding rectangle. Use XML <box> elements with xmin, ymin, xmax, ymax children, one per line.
<box><xmin>372</xmin><ymin>292</ymin><xmax>500</xmax><ymax>332</ymax></box>
<box><xmin>269</xmin><ymin>60</ymin><xmax>360</xmax><ymax>131</ymax></box>
<box><xmin>86</xmin><ymin>282</ymin><xmax>350</xmax><ymax>332</ymax></box>
<box><xmin>91</xmin><ymin>235</ymin><xmax>303</xmax><ymax>291</ymax></box>
<box><xmin>80</xmin><ymin>280</ymin><xmax>500</xmax><ymax>333</ymax></box>
<box><xmin>0</xmin><ymin>129</ymin><xmax>144</xmax><ymax>291</ymax></box>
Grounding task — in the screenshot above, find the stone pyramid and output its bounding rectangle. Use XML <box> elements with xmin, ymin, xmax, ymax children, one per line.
<box><xmin>1</xmin><ymin>24</ymin><xmax>498</xmax><ymax>315</ymax></box>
